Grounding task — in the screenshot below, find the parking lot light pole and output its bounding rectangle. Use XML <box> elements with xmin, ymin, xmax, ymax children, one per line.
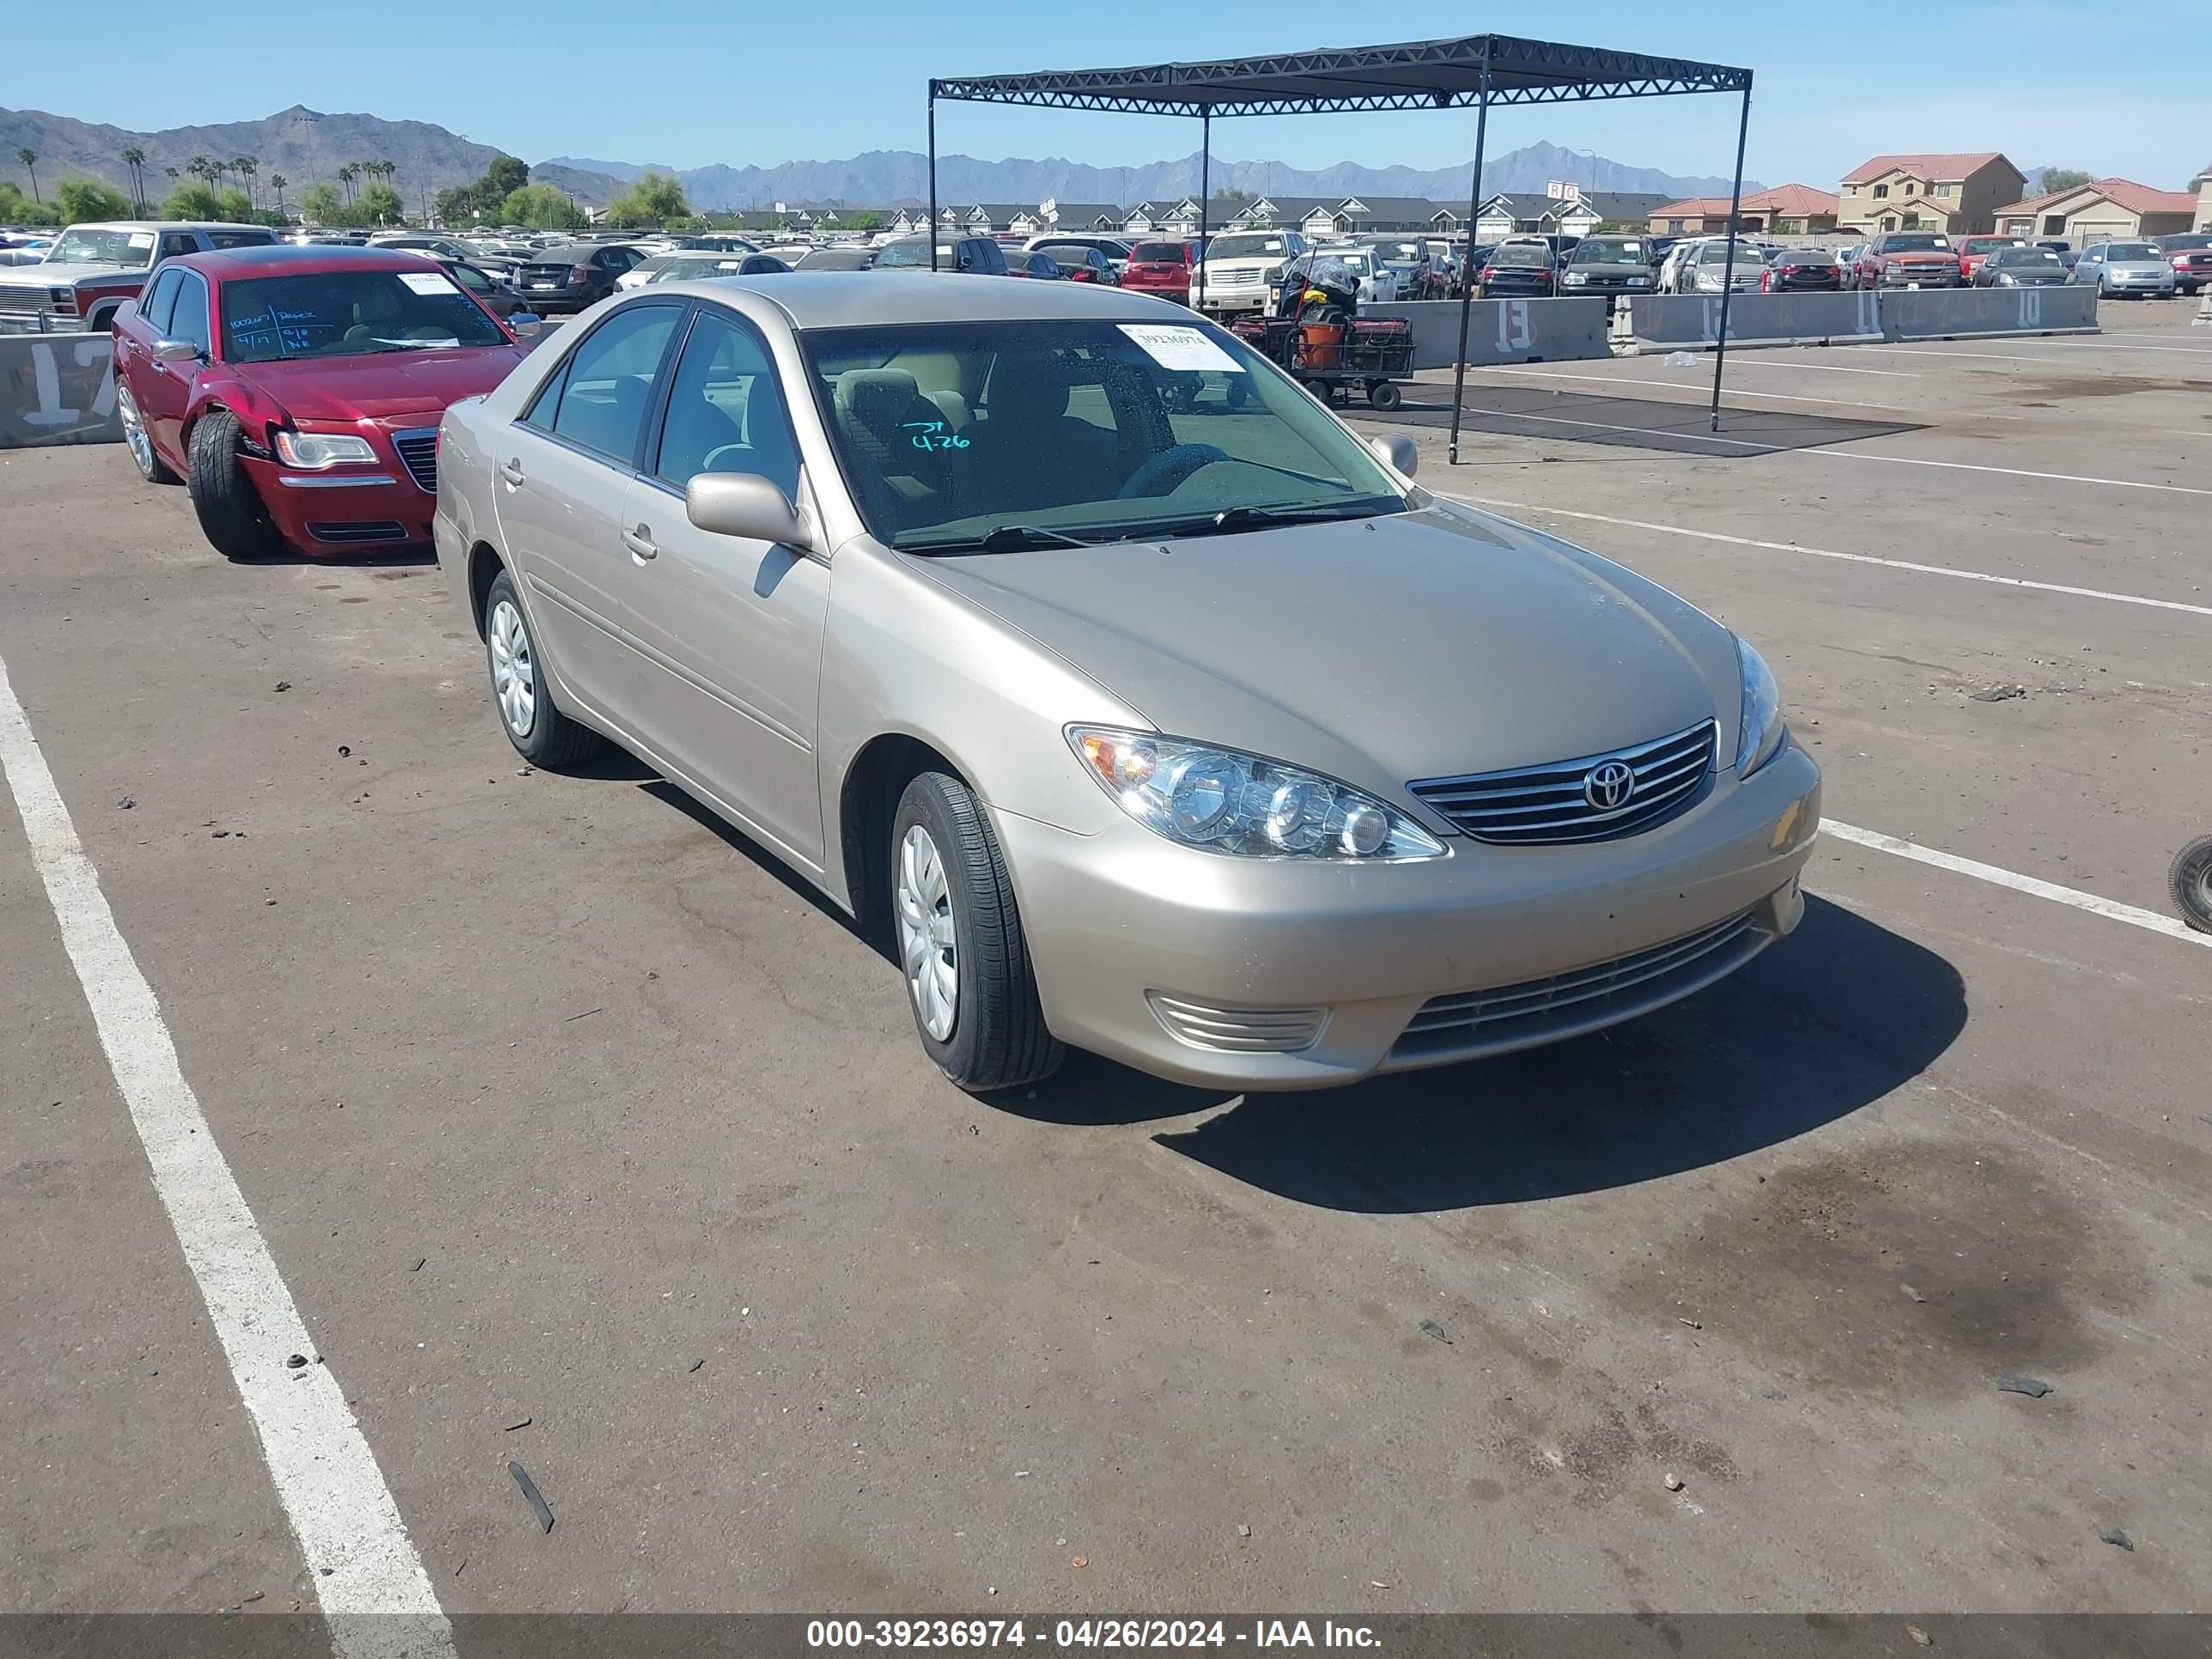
<box><xmin>927</xmin><ymin>89</ymin><xmax>940</xmax><ymax>272</ymax></box>
<box><xmin>1196</xmin><ymin>112</ymin><xmax>1211</xmax><ymax>314</ymax></box>
<box><xmin>1709</xmin><ymin>77</ymin><xmax>1753</xmax><ymax>433</ymax></box>
<box><xmin>1446</xmin><ymin>48</ymin><xmax>1494</xmax><ymax>465</ymax></box>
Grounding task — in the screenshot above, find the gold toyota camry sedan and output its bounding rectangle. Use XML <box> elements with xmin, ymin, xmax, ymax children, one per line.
<box><xmin>434</xmin><ymin>275</ymin><xmax>1820</xmax><ymax>1092</ymax></box>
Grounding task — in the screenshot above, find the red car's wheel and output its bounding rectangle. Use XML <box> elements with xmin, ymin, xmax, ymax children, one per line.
<box><xmin>186</xmin><ymin>408</ymin><xmax>283</xmax><ymax>562</ymax></box>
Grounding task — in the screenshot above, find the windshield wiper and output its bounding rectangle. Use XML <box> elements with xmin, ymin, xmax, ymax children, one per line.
<box><xmin>1163</xmin><ymin>498</ymin><xmax>1404</xmax><ymax>539</ymax></box>
<box><xmin>906</xmin><ymin>523</ymin><xmax>1101</xmax><ymax>556</ymax></box>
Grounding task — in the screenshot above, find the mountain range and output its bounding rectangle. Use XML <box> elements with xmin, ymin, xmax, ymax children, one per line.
<box><xmin>3</xmin><ymin>103</ymin><xmax>1755</xmax><ymax>215</ymax></box>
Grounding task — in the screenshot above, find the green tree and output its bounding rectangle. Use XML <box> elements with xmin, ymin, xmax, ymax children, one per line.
<box><xmin>603</xmin><ymin>170</ymin><xmax>690</xmax><ymax>228</ymax></box>
<box><xmin>2036</xmin><ymin>167</ymin><xmax>2092</xmax><ymax>196</ymax></box>
<box><xmin>0</xmin><ymin>181</ymin><xmax>56</xmax><ymax>224</ymax></box>
<box><xmin>120</xmin><ymin>146</ymin><xmax>148</xmax><ymax>212</ymax></box>
<box><xmin>161</xmin><ymin>181</ymin><xmax>225</xmax><ymax>220</ymax></box>
<box><xmin>838</xmin><ymin>209</ymin><xmax>886</xmax><ymax>231</ymax></box>
<box><xmin>337</xmin><ymin>163</ymin><xmax>359</xmax><ymax>205</ymax></box>
<box><xmin>299</xmin><ymin>181</ymin><xmax>343</xmax><ymax>223</ymax></box>
<box><xmin>435</xmin><ymin>184</ymin><xmax>478</xmax><ymax>225</ymax></box>
<box><xmin>56</xmin><ymin>179</ymin><xmax>134</xmax><ymax>222</ymax></box>
<box><xmin>270</xmin><ymin>173</ymin><xmax>289</xmax><ymax>220</ymax></box>
<box><xmin>16</xmin><ymin>147</ymin><xmax>37</xmax><ymax>202</ymax></box>
<box><xmin>358</xmin><ymin>180</ymin><xmax>404</xmax><ymax>225</ymax></box>
<box><xmin>234</xmin><ymin>155</ymin><xmax>258</xmax><ymax>208</ymax></box>
<box><xmin>500</xmin><ymin>183</ymin><xmax>586</xmax><ymax>229</ymax></box>
<box><xmin>483</xmin><ymin>155</ymin><xmax>530</xmax><ymax>200</ymax></box>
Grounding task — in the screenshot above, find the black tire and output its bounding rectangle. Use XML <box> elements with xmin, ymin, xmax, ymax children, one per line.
<box><xmin>2171</xmin><ymin>836</ymin><xmax>2212</xmax><ymax>935</ymax></box>
<box><xmin>186</xmin><ymin>408</ymin><xmax>283</xmax><ymax>561</ymax></box>
<box><xmin>115</xmin><ymin>375</ymin><xmax>180</xmax><ymax>484</ymax></box>
<box><xmin>481</xmin><ymin>569</ymin><xmax>603</xmax><ymax>769</ymax></box>
<box><xmin>890</xmin><ymin>772</ymin><xmax>1063</xmax><ymax>1092</ymax></box>
<box><xmin>1366</xmin><ymin>379</ymin><xmax>1402</xmax><ymax>412</ymax></box>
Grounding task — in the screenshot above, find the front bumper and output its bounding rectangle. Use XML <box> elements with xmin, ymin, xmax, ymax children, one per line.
<box><xmin>244</xmin><ymin>441</ymin><xmax>436</xmax><ymax>554</ymax></box>
<box><xmin>997</xmin><ymin>743</ymin><xmax>1822</xmax><ymax>1090</ymax></box>
<box><xmin>1878</xmin><ymin>268</ymin><xmax>1963</xmax><ymax>287</ymax></box>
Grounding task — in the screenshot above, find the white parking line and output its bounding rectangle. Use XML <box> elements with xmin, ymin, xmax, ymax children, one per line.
<box><xmin>1823</xmin><ymin>820</ymin><xmax>2210</xmax><ymax>950</ymax></box>
<box><xmin>1442</xmin><ymin>495</ymin><xmax>2212</xmax><ymax>619</ymax></box>
<box><xmin>0</xmin><ymin>652</ymin><xmax>453</xmax><ymax>1659</ymax></box>
<box><xmin>1720</xmin><ymin>357</ymin><xmax>1923</xmax><ymax>378</ymax></box>
<box><xmin>1852</xmin><ymin>342</ymin><xmax>2212</xmax><ymax>368</ymax></box>
<box><xmin>1443</xmin><ymin>404</ymin><xmax>2212</xmax><ymax>495</ymax></box>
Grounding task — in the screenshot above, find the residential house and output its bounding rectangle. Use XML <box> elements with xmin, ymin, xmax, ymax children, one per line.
<box><xmin>2197</xmin><ymin>163</ymin><xmax>2212</xmax><ymax>230</ymax></box>
<box><xmin>1120</xmin><ymin>199</ymin><xmax>1204</xmax><ymax>236</ymax></box>
<box><xmin>1222</xmin><ymin>195</ymin><xmax>1473</xmax><ymax>236</ymax></box>
<box><xmin>1991</xmin><ymin>176</ymin><xmax>2199</xmax><ymax>243</ymax></box>
<box><xmin>1038</xmin><ymin>200</ymin><xmax>1125</xmax><ymax>234</ymax></box>
<box><xmin>1647</xmin><ymin>185</ymin><xmax>1841</xmax><ymax>236</ymax></box>
<box><xmin>1838</xmin><ymin>153</ymin><xmax>2025</xmax><ymax>235</ymax></box>
<box><xmin>1471</xmin><ymin>191</ymin><xmax>1670</xmax><ymax>242</ymax></box>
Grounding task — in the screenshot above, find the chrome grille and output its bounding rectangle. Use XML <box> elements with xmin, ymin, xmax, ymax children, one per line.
<box><xmin>1209</xmin><ymin>268</ymin><xmax>1262</xmax><ymax>289</ymax></box>
<box><xmin>1390</xmin><ymin>910</ymin><xmax>1761</xmax><ymax>1064</ymax></box>
<box><xmin>0</xmin><ymin>288</ymin><xmax>57</xmax><ymax>316</ymax></box>
<box><xmin>392</xmin><ymin>428</ymin><xmax>438</xmax><ymax>493</ymax></box>
<box><xmin>1409</xmin><ymin>720</ymin><xmax>1716</xmax><ymax>846</ymax></box>
<box><xmin>1147</xmin><ymin>994</ymin><xmax>1325</xmax><ymax>1054</ymax></box>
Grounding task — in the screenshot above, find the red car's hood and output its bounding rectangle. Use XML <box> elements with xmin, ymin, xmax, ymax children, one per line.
<box><xmin>1885</xmin><ymin>251</ymin><xmax>1958</xmax><ymax>264</ymax></box>
<box><xmin>238</xmin><ymin>345</ymin><xmax>527</xmax><ymax>423</ymax></box>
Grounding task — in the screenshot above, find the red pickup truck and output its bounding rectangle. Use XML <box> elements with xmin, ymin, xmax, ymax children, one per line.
<box><xmin>1850</xmin><ymin>232</ymin><xmax>1965</xmax><ymax>290</ymax></box>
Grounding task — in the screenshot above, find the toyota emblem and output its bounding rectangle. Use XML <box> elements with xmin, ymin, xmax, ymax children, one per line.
<box><xmin>1584</xmin><ymin>759</ymin><xmax>1636</xmax><ymax>811</ymax></box>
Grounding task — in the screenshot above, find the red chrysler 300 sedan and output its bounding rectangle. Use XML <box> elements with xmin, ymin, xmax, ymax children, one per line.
<box><xmin>111</xmin><ymin>243</ymin><xmax>532</xmax><ymax>558</ymax></box>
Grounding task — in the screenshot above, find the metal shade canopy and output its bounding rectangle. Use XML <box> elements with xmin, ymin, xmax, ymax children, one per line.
<box><xmin>926</xmin><ymin>32</ymin><xmax>1756</xmax><ymax>444</ymax></box>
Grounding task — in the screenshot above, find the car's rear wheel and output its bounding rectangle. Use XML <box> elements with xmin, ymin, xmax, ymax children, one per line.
<box><xmin>483</xmin><ymin>570</ymin><xmax>601</xmax><ymax>768</ymax></box>
<box><xmin>2170</xmin><ymin>836</ymin><xmax>2212</xmax><ymax>934</ymax></box>
<box><xmin>891</xmin><ymin>772</ymin><xmax>1062</xmax><ymax>1093</ymax></box>
<box><xmin>115</xmin><ymin>377</ymin><xmax>179</xmax><ymax>484</ymax></box>
<box><xmin>186</xmin><ymin>408</ymin><xmax>283</xmax><ymax>561</ymax></box>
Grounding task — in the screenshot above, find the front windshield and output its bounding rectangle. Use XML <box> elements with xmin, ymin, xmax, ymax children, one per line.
<box><xmin>1208</xmin><ymin>234</ymin><xmax>1288</xmax><ymax>261</ymax></box>
<box><xmin>873</xmin><ymin>240</ymin><xmax>941</xmax><ymax>268</ymax></box>
<box><xmin>49</xmin><ymin>227</ymin><xmax>158</xmax><ymax>267</ymax></box>
<box><xmin>2103</xmin><ymin>243</ymin><xmax>2156</xmax><ymax>260</ymax></box>
<box><xmin>1571</xmin><ymin>240</ymin><xmax>1646</xmax><ymax>265</ymax></box>
<box><xmin>1886</xmin><ymin>234</ymin><xmax>1952</xmax><ymax>251</ymax></box>
<box><xmin>1996</xmin><ymin>249</ymin><xmax>2063</xmax><ymax>267</ymax></box>
<box><xmin>802</xmin><ymin>319</ymin><xmax>1407</xmax><ymax>551</ymax></box>
<box><xmin>220</xmin><ymin>268</ymin><xmax>507</xmax><ymax>362</ymax></box>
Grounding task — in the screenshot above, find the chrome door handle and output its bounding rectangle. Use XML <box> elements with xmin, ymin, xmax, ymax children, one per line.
<box><xmin>498</xmin><ymin>458</ymin><xmax>525</xmax><ymax>487</ymax></box>
<box><xmin>623</xmin><ymin>525</ymin><xmax>658</xmax><ymax>562</ymax></box>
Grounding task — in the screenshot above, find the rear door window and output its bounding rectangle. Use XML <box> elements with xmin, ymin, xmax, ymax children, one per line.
<box><xmin>530</xmin><ymin>302</ymin><xmax>683</xmax><ymax>465</ymax></box>
<box><xmin>651</xmin><ymin>309</ymin><xmax>800</xmax><ymax>497</ymax></box>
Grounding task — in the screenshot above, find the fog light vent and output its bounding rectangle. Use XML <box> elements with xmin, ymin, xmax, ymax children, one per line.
<box><xmin>1147</xmin><ymin>994</ymin><xmax>1326</xmax><ymax>1054</ymax></box>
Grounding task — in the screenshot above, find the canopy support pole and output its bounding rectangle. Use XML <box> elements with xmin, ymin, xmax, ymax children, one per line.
<box><xmin>1196</xmin><ymin>112</ymin><xmax>1212</xmax><ymax>313</ymax></box>
<box><xmin>927</xmin><ymin>88</ymin><xmax>940</xmax><ymax>271</ymax></box>
<box><xmin>1446</xmin><ymin>49</ymin><xmax>1493</xmax><ymax>465</ymax></box>
<box><xmin>1709</xmin><ymin>76</ymin><xmax>1753</xmax><ymax>432</ymax></box>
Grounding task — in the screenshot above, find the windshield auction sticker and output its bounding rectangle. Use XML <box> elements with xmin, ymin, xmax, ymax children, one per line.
<box><xmin>398</xmin><ymin>271</ymin><xmax>460</xmax><ymax>295</ymax></box>
<box><xmin>1118</xmin><ymin>325</ymin><xmax>1245</xmax><ymax>374</ymax></box>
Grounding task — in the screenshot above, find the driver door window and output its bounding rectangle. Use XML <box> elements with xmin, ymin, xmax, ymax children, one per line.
<box><xmin>531</xmin><ymin>302</ymin><xmax>681</xmax><ymax>465</ymax></box>
<box><xmin>169</xmin><ymin>272</ymin><xmax>212</xmax><ymax>356</ymax></box>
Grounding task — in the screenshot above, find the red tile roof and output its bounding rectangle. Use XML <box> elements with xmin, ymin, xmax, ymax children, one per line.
<box><xmin>1993</xmin><ymin>177</ymin><xmax>2199</xmax><ymax>217</ymax></box>
<box><xmin>1650</xmin><ymin>185</ymin><xmax>1840</xmax><ymax>218</ymax></box>
<box><xmin>1844</xmin><ymin>153</ymin><xmax>2011</xmax><ymax>185</ymax></box>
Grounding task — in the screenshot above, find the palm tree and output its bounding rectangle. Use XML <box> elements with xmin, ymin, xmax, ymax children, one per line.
<box><xmin>121</xmin><ymin>147</ymin><xmax>147</xmax><ymax>213</ymax></box>
<box><xmin>270</xmin><ymin>173</ymin><xmax>289</xmax><ymax>220</ymax></box>
<box><xmin>187</xmin><ymin>154</ymin><xmax>212</xmax><ymax>193</ymax></box>
<box><xmin>337</xmin><ymin>163</ymin><xmax>358</xmax><ymax>206</ymax></box>
<box><xmin>234</xmin><ymin>156</ymin><xmax>258</xmax><ymax>209</ymax></box>
<box><xmin>15</xmin><ymin>148</ymin><xmax>37</xmax><ymax>204</ymax></box>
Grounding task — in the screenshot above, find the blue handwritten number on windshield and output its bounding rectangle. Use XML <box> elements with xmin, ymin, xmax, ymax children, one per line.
<box><xmin>902</xmin><ymin>419</ymin><xmax>969</xmax><ymax>453</ymax></box>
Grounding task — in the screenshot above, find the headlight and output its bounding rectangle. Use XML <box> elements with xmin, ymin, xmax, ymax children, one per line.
<box><xmin>1562</xmin><ymin>270</ymin><xmax>1587</xmax><ymax>285</ymax></box>
<box><xmin>1735</xmin><ymin>638</ymin><xmax>1787</xmax><ymax>778</ymax></box>
<box><xmin>274</xmin><ymin>430</ymin><xmax>378</xmax><ymax>469</ymax></box>
<box><xmin>1068</xmin><ymin>726</ymin><xmax>1446</xmax><ymax>861</ymax></box>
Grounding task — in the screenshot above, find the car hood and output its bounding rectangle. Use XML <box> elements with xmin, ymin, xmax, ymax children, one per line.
<box><xmin>0</xmin><ymin>260</ymin><xmax>141</xmax><ymax>288</ymax></box>
<box><xmin>2104</xmin><ymin>260</ymin><xmax>2171</xmax><ymax>276</ymax></box>
<box><xmin>237</xmin><ymin>345</ymin><xmax>529</xmax><ymax>422</ymax></box>
<box><xmin>913</xmin><ymin>501</ymin><xmax>1740</xmax><ymax>803</ymax></box>
<box><xmin>1883</xmin><ymin>250</ymin><xmax>1959</xmax><ymax>264</ymax></box>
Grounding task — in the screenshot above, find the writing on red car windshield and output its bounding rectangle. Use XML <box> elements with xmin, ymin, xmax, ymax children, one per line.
<box><xmin>219</xmin><ymin>270</ymin><xmax>507</xmax><ymax>362</ymax></box>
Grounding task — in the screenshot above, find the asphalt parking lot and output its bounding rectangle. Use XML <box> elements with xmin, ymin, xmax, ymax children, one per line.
<box><xmin>3</xmin><ymin>300</ymin><xmax>2209</xmax><ymax>1629</ymax></box>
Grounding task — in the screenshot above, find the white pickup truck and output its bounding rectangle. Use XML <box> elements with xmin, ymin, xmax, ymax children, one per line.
<box><xmin>1194</xmin><ymin>228</ymin><xmax>1308</xmax><ymax>318</ymax></box>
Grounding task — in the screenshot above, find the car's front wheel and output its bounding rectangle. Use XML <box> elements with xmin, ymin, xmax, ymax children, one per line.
<box><xmin>891</xmin><ymin>772</ymin><xmax>1062</xmax><ymax>1093</ymax></box>
<box><xmin>186</xmin><ymin>408</ymin><xmax>282</xmax><ymax>561</ymax></box>
<box><xmin>482</xmin><ymin>570</ymin><xmax>602</xmax><ymax>768</ymax></box>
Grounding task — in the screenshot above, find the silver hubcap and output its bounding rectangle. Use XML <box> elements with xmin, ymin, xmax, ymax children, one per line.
<box><xmin>118</xmin><ymin>382</ymin><xmax>152</xmax><ymax>474</ymax></box>
<box><xmin>896</xmin><ymin>823</ymin><xmax>957</xmax><ymax>1042</ymax></box>
<box><xmin>488</xmin><ymin>599</ymin><xmax>535</xmax><ymax>738</ymax></box>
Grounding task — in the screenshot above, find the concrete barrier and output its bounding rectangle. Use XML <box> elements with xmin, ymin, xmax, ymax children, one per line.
<box><xmin>0</xmin><ymin>331</ymin><xmax>119</xmax><ymax>450</ymax></box>
<box><xmin>1881</xmin><ymin>284</ymin><xmax>2097</xmax><ymax>340</ymax></box>
<box><xmin>1361</xmin><ymin>298</ymin><xmax>1612</xmax><ymax>369</ymax></box>
<box><xmin>1625</xmin><ymin>291</ymin><xmax>1883</xmax><ymax>352</ymax></box>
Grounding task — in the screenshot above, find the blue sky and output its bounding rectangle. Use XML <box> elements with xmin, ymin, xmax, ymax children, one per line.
<box><xmin>10</xmin><ymin>0</ymin><xmax>2206</xmax><ymax>191</ymax></box>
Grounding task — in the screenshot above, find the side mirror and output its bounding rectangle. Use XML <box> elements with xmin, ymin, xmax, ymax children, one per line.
<box><xmin>508</xmin><ymin>312</ymin><xmax>542</xmax><ymax>337</ymax></box>
<box><xmin>686</xmin><ymin>471</ymin><xmax>815</xmax><ymax>550</ymax></box>
<box><xmin>1368</xmin><ymin>433</ymin><xmax>1418</xmax><ymax>479</ymax></box>
<box><xmin>153</xmin><ymin>338</ymin><xmax>203</xmax><ymax>366</ymax></box>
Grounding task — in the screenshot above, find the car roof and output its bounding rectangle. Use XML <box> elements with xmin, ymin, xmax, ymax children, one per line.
<box><xmin>167</xmin><ymin>243</ymin><xmax>447</xmax><ymax>276</ymax></box>
<box><xmin>63</xmin><ymin>220</ymin><xmax>270</xmax><ymax>234</ymax></box>
<box><xmin>647</xmin><ymin>270</ymin><xmax>1200</xmax><ymax>330</ymax></box>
